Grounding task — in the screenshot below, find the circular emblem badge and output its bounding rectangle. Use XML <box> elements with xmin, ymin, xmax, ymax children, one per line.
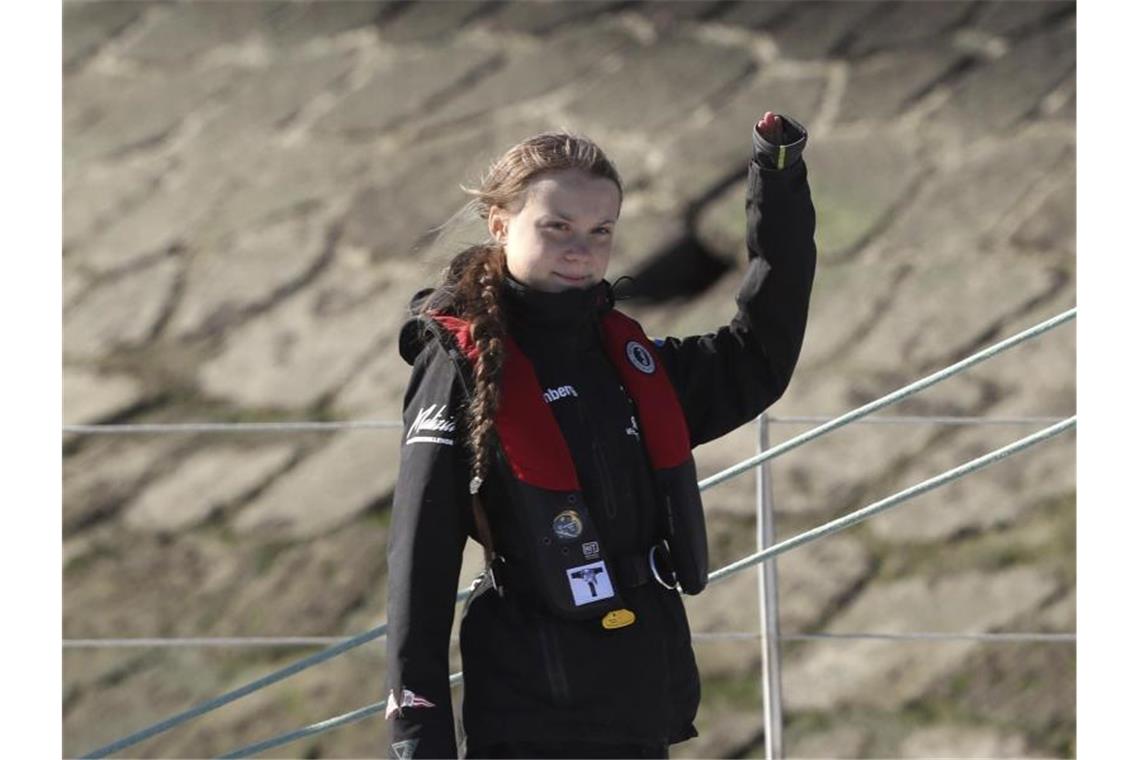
<box><xmin>552</xmin><ymin>510</ymin><xmax>583</xmax><ymax>540</ymax></box>
<box><xmin>625</xmin><ymin>340</ymin><xmax>656</xmax><ymax>374</ymax></box>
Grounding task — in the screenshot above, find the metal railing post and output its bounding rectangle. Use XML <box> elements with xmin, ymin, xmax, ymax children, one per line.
<box><xmin>756</xmin><ymin>413</ymin><xmax>784</xmax><ymax>759</ymax></box>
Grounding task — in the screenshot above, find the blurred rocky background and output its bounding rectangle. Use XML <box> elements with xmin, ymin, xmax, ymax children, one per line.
<box><xmin>63</xmin><ymin>0</ymin><xmax>1075</xmax><ymax>757</ymax></box>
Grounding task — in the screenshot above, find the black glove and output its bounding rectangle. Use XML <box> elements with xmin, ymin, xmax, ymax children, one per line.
<box><xmin>751</xmin><ymin>113</ymin><xmax>809</xmax><ymax>170</ymax></box>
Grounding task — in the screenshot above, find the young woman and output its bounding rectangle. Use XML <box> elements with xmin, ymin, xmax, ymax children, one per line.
<box><xmin>385</xmin><ymin>112</ymin><xmax>815</xmax><ymax>759</ymax></box>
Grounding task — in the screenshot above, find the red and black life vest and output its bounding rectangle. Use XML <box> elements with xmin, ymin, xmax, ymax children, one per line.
<box><xmin>426</xmin><ymin>309</ymin><xmax>709</xmax><ymax>621</ymax></box>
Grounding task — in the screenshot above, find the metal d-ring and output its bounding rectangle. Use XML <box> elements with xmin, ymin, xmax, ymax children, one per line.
<box><xmin>648</xmin><ymin>542</ymin><xmax>679</xmax><ymax>590</ymax></box>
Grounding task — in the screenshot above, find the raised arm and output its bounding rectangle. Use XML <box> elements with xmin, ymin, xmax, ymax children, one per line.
<box><xmin>654</xmin><ymin>113</ymin><xmax>817</xmax><ymax>448</ymax></box>
<box><xmin>385</xmin><ymin>340</ymin><xmax>472</xmax><ymax>759</ymax></box>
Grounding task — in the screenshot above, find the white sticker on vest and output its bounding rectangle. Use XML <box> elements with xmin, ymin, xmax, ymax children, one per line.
<box><xmin>566</xmin><ymin>560</ymin><xmax>615</xmax><ymax>605</ymax></box>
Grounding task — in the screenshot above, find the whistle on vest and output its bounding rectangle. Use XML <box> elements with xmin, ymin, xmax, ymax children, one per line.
<box><xmin>602</xmin><ymin>608</ymin><xmax>636</xmax><ymax>629</ymax></box>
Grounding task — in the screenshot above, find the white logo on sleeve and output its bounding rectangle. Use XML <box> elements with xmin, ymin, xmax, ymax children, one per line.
<box><xmin>385</xmin><ymin>687</ymin><xmax>437</xmax><ymax>720</ymax></box>
<box><xmin>566</xmin><ymin>560</ymin><xmax>616</xmax><ymax>605</ymax></box>
<box><xmin>406</xmin><ymin>404</ymin><xmax>456</xmax><ymax>446</ymax></box>
<box><xmin>625</xmin><ymin>340</ymin><xmax>656</xmax><ymax>374</ymax></box>
<box><xmin>391</xmin><ymin>739</ymin><xmax>420</xmax><ymax>759</ymax></box>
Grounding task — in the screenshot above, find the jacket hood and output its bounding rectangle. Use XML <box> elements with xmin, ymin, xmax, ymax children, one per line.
<box><xmin>398</xmin><ymin>287</ymin><xmax>437</xmax><ymax>366</ymax></box>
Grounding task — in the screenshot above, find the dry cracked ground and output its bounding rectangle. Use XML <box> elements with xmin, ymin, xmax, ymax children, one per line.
<box><xmin>62</xmin><ymin>1</ymin><xmax>1076</xmax><ymax>758</ymax></box>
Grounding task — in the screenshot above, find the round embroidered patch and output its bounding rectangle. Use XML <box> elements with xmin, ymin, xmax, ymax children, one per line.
<box><xmin>625</xmin><ymin>340</ymin><xmax>656</xmax><ymax>374</ymax></box>
<box><xmin>552</xmin><ymin>510</ymin><xmax>583</xmax><ymax>540</ymax></box>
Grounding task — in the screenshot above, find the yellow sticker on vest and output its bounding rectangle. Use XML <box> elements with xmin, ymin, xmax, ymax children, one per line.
<box><xmin>602</xmin><ymin>609</ymin><xmax>636</xmax><ymax>629</ymax></box>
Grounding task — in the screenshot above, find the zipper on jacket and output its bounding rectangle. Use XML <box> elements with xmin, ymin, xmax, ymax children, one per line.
<box><xmin>534</xmin><ymin>616</ymin><xmax>572</xmax><ymax>706</ymax></box>
<box><xmin>570</xmin><ymin>375</ymin><xmax>620</xmax><ymax>522</ymax></box>
<box><xmin>592</xmin><ymin>439</ymin><xmax>619</xmax><ymax>520</ymax></box>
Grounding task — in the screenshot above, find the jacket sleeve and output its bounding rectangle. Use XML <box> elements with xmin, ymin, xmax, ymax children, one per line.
<box><xmin>385</xmin><ymin>340</ymin><xmax>472</xmax><ymax>759</ymax></box>
<box><xmin>655</xmin><ymin>116</ymin><xmax>817</xmax><ymax>448</ymax></box>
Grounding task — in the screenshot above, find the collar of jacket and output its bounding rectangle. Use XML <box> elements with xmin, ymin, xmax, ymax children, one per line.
<box><xmin>501</xmin><ymin>273</ymin><xmax>615</xmax><ymax>348</ymax></box>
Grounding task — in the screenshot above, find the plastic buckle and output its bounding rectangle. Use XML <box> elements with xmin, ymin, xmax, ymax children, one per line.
<box><xmin>648</xmin><ymin>541</ymin><xmax>679</xmax><ymax>590</ymax></box>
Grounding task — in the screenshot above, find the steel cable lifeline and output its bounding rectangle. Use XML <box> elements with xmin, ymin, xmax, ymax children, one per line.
<box><xmin>77</xmin><ymin>307</ymin><xmax>1074</xmax><ymax>759</ymax></box>
<box><xmin>218</xmin><ymin>415</ymin><xmax>1075</xmax><ymax>759</ymax></box>
<box><xmin>698</xmin><ymin>308</ymin><xmax>1075</xmax><ymax>492</ymax></box>
<box><xmin>63</xmin><ymin>420</ymin><xmax>402</xmax><ymax>434</ymax></box>
<box><xmin>63</xmin><ymin>629</ymin><xmax>1076</xmax><ymax>649</ymax></box>
<box><xmin>62</xmin><ymin>415</ymin><xmax>1069</xmax><ymax>436</ymax></box>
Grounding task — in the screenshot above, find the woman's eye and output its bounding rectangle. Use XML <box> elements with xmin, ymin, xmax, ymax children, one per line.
<box><xmin>594</xmin><ymin>228</ymin><xmax>612</xmax><ymax>236</ymax></box>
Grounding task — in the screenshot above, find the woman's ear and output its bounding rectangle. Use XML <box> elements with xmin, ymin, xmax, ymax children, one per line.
<box><xmin>487</xmin><ymin>206</ymin><xmax>509</xmax><ymax>244</ymax></box>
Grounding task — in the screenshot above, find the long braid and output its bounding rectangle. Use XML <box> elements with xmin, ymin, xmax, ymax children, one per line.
<box><xmin>465</xmin><ymin>244</ymin><xmax>508</xmax><ymax>492</ymax></box>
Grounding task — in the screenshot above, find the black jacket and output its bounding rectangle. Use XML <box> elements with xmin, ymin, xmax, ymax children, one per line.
<box><xmin>385</xmin><ymin>118</ymin><xmax>816</xmax><ymax>759</ymax></box>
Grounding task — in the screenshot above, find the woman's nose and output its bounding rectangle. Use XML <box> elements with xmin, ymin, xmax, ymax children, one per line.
<box><xmin>562</xmin><ymin>239</ymin><xmax>591</xmax><ymax>258</ymax></box>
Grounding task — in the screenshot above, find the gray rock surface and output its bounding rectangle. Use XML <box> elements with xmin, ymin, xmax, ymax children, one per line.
<box><xmin>898</xmin><ymin>725</ymin><xmax>1028</xmax><ymax>758</ymax></box>
<box><xmin>63</xmin><ymin>367</ymin><xmax>146</xmax><ymax>425</ymax></box>
<box><xmin>376</xmin><ymin>0</ymin><xmax>496</xmax><ymax>43</ymax></box>
<box><xmin>780</xmin><ymin>131</ymin><xmax>924</xmax><ymax>261</ymax></box>
<box><xmin>195</xmin><ymin>48</ymin><xmax>358</xmax><ymax>141</ymax></box>
<box><xmin>562</xmin><ymin>36</ymin><xmax>754</xmax><ymax>133</ymax></box>
<box><xmin>718</xmin><ymin>1</ymin><xmax>796</xmax><ymax>30</ymax></box>
<box><xmin>938</xmin><ymin>16</ymin><xmax>1076</xmax><ymax>132</ymax></box>
<box><xmin>778</xmin><ymin>534</ymin><xmax>874</xmax><ymax>633</ymax></box>
<box><xmin>64</xmin><ymin>530</ymin><xmax>242</xmax><ymax>640</ymax></box>
<box><xmin>411</xmin><ymin>25</ymin><xmax>635</xmax><ymax>135</ymax></box>
<box><xmin>838</xmin><ymin>49</ymin><xmax>964</xmax><ymax>124</ymax></box>
<box><xmin>666</xmin><ymin>69</ymin><xmax>830</xmax><ymax>205</ymax></box>
<box><xmin>847</xmin><ymin>1</ymin><xmax>977</xmax><ymax>57</ymax></box>
<box><xmin>770</xmin><ymin>1</ymin><xmax>885</xmax><ymax>59</ymax></box>
<box><xmin>64</xmin><ymin>64</ymin><xmax>241</xmax><ymax>164</ymax></box>
<box><xmin>258</xmin><ymin>0</ymin><xmax>390</xmax><ymax>48</ymax></box>
<box><xmin>334</xmin><ymin>341</ymin><xmax>414</xmax><ymax>422</ymax></box>
<box><xmin>972</xmin><ymin>0</ymin><xmax>1068</xmax><ymax>37</ymax></box>
<box><xmin>169</xmin><ymin>210</ymin><xmax>333</xmax><ymax>338</ymax></box>
<box><xmin>196</xmin><ymin>251</ymin><xmax>405</xmax><ymax>408</ymax></box>
<box><xmin>124</xmin><ymin>445</ymin><xmax>297</xmax><ymax>533</ymax></box>
<box><xmin>63</xmin><ymin>256</ymin><xmax>181</xmax><ymax>361</ymax></box>
<box><xmin>69</xmin><ymin>178</ymin><xmax>205</xmax><ymax>275</ymax></box>
<box><xmin>866</xmin><ymin>419</ymin><xmax>1075</xmax><ymax>543</ymax></box>
<box><xmin>233</xmin><ymin>430</ymin><xmax>402</xmax><ymax>539</ymax></box>
<box><xmin>787</xmin><ymin>725</ymin><xmax>872</xmax><ymax>759</ymax></box>
<box><xmin>63</xmin><ymin>156</ymin><xmax>170</xmax><ymax>256</ymax></box>
<box><xmin>483</xmin><ymin>0</ymin><xmax>627</xmax><ymax>36</ymax></box>
<box><xmin>119</xmin><ymin>1</ymin><xmax>267</xmax><ymax>66</ymax></box>
<box><xmin>315</xmin><ymin>43</ymin><xmax>500</xmax><ymax>137</ymax></box>
<box><xmin>214</xmin><ymin>519</ymin><xmax>391</xmax><ymax>637</ymax></box>
<box><xmin>781</xmin><ymin>566</ymin><xmax>1059</xmax><ymax>710</ymax></box>
<box><xmin>682</xmin><ymin>529</ymin><xmax>873</xmax><ymax>680</ymax></box>
<box><xmin>63</xmin><ymin>0</ymin><xmax>146</xmax><ymax>69</ymax></box>
<box><xmin>64</xmin><ymin>436</ymin><xmax>190</xmax><ymax>537</ymax></box>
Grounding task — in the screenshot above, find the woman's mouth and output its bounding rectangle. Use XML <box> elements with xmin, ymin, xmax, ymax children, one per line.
<box><xmin>554</xmin><ymin>272</ymin><xmax>589</xmax><ymax>284</ymax></box>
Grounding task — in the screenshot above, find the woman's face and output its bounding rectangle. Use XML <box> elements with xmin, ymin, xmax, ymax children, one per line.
<box><xmin>488</xmin><ymin>168</ymin><xmax>621</xmax><ymax>292</ymax></box>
